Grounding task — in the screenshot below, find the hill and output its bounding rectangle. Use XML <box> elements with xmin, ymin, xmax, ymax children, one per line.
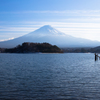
<box><xmin>90</xmin><ymin>46</ymin><xmax>100</xmax><ymax>53</ymax></box>
<box><xmin>5</xmin><ymin>42</ymin><xmax>63</xmax><ymax>53</ymax></box>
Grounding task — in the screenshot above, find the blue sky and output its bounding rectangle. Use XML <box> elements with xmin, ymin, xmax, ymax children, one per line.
<box><xmin>1</xmin><ymin>0</ymin><xmax>100</xmax><ymax>41</ymax></box>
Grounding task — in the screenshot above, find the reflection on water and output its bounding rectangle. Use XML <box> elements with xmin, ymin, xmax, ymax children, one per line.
<box><xmin>0</xmin><ymin>53</ymin><xmax>100</xmax><ymax>100</ymax></box>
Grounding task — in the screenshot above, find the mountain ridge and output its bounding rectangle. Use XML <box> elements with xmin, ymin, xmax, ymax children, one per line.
<box><xmin>0</xmin><ymin>25</ymin><xmax>100</xmax><ymax>48</ymax></box>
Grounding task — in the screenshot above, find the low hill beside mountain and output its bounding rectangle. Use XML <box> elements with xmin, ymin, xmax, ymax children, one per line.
<box><xmin>90</xmin><ymin>46</ymin><xmax>100</xmax><ymax>53</ymax></box>
<box><xmin>5</xmin><ymin>42</ymin><xmax>63</xmax><ymax>53</ymax></box>
<box><xmin>61</xmin><ymin>46</ymin><xmax>100</xmax><ymax>53</ymax></box>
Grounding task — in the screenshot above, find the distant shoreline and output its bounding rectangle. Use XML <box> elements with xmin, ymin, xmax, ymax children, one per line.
<box><xmin>2</xmin><ymin>42</ymin><xmax>63</xmax><ymax>53</ymax></box>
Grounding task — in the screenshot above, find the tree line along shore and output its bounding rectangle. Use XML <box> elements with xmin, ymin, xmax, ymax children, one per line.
<box><xmin>0</xmin><ymin>42</ymin><xmax>100</xmax><ymax>53</ymax></box>
<box><xmin>0</xmin><ymin>42</ymin><xmax>63</xmax><ymax>53</ymax></box>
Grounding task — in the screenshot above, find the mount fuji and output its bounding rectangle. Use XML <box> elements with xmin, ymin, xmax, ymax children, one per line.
<box><xmin>0</xmin><ymin>25</ymin><xmax>100</xmax><ymax>48</ymax></box>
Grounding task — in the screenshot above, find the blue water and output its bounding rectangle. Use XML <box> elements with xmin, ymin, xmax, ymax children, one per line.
<box><xmin>0</xmin><ymin>53</ymin><xmax>100</xmax><ymax>100</ymax></box>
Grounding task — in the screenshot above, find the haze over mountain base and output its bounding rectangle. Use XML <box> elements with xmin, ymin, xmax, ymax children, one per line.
<box><xmin>0</xmin><ymin>25</ymin><xmax>100</xmax><ymax>48</ymax></box>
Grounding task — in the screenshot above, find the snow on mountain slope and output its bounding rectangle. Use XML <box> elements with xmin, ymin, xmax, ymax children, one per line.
<box><xmin>0</xmin><ymin>25</ymin><xmax>100</xmax><ymax>48</ymax></box>
<box><xmin>25</xmin><ymin>25</ymin><xmax>65</xmax><ymax>37</ymax></box>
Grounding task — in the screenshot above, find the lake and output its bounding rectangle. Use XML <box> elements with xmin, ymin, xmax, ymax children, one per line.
<box><xmin>0</xmin><ymin>53</ymin><xmax>100</xmax><ymax>100</ymax></box>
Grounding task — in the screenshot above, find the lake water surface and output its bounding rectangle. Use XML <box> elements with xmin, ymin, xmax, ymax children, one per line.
<box><xmin>0</xmin><ymin>53</ymin><xmax>100</xmax><ymax>100</ymax></box>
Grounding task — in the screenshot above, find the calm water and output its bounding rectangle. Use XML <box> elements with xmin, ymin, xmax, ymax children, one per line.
<box><xmin>0</xmin><ymin>53</ymin><xmax>100</xmax><ymax>100</ymax></box>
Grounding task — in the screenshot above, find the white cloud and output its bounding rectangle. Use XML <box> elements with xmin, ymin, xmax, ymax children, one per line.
<box><xmin>1</xmin><ymin>10</ymin><xmax>100</xmax><ymax>17</ymax></box>
<box><xmin>0</xmin><ymin>27</ymin><xmax>37</xmax><ymax>32</ymax></box>
<box><xmin>0</xmin><ymin>37</ymin><xmax>14</xmax><ymax>42</ymax></box>
<box><xmin>1</xmin><ymin>10</ymin><xmax>100</xmax><ymax>14</ymax></box>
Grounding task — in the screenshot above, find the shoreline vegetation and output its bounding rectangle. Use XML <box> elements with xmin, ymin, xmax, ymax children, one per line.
<box><xmin>2</xmin><ymin>42</ymin><xmax>63</xmax><ymax>53</ymax></box>
<box><xmin>61</xmin><ymin>46</ymin><xmax>100</xmax><ymax>53</ymax></box>
<box><xmin>0</xmin><ymin>42</ymin><xmax>100</xmax><ymax>53</ymax></box>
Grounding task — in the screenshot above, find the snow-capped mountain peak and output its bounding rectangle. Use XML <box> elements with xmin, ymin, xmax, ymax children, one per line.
<box><xmin>0</xmin><ymin>25</ymin><xmax>100</xmax><ymax>48</ymax></box>
<box><xmin>27</xmin><ymin>25</ymin><xmax>65</xmax><ymax>36</ymax></box>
